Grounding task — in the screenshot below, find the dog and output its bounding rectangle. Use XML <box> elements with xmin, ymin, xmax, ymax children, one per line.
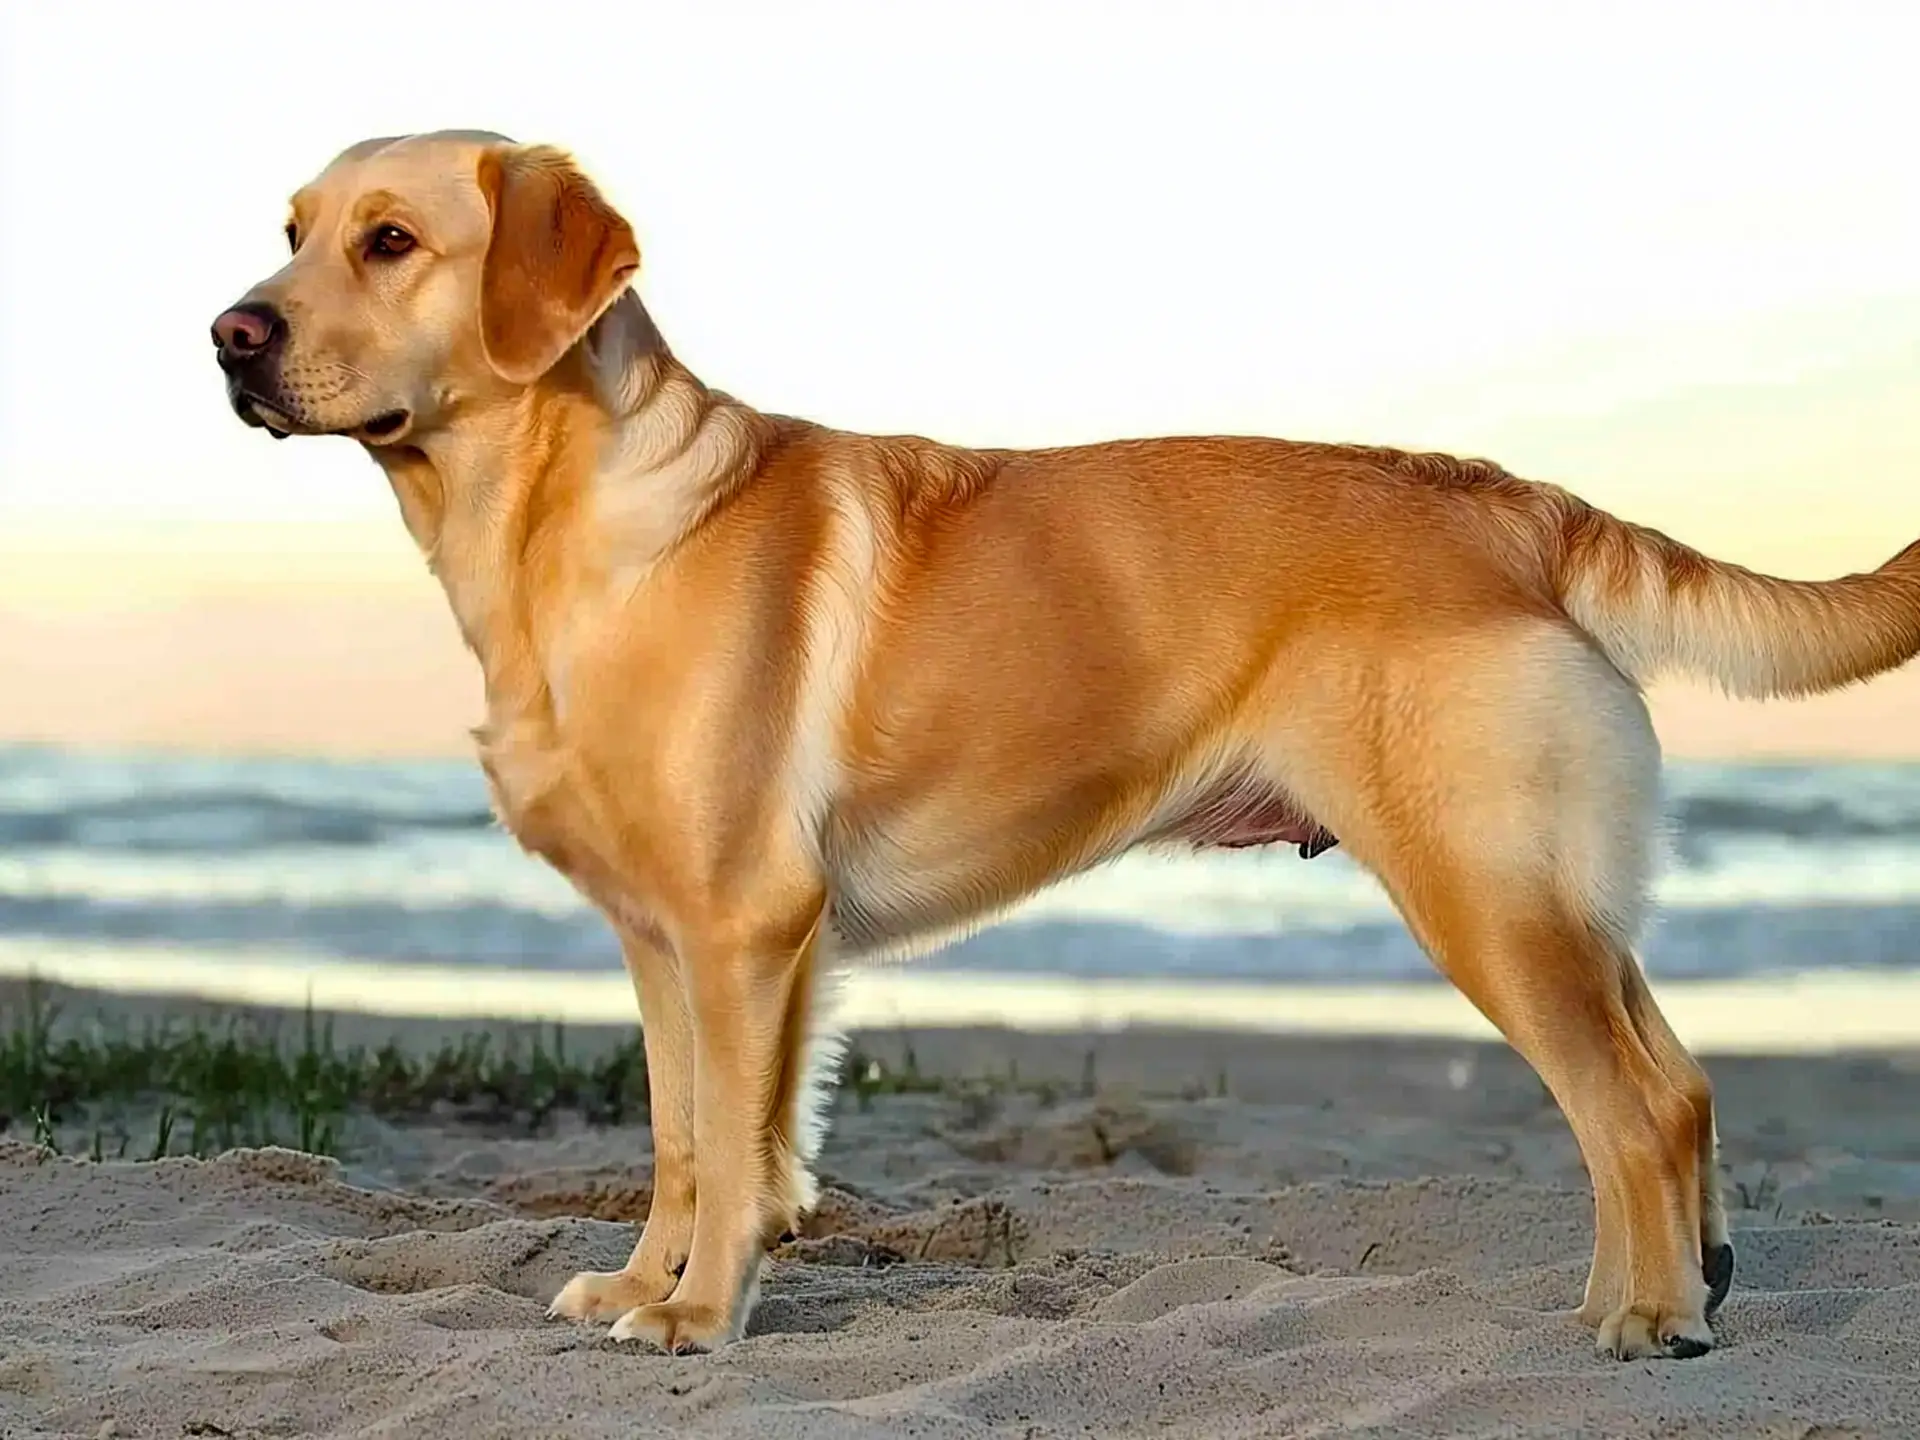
<box><xmin>210</xmin><ymin>130</ymin><xmax>1920</xmax><ymax>1359</ymax></box>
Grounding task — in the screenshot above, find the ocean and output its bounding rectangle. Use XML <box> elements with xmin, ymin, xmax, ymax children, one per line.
<box><xmin>2</xmin><ymin>746</ymin><xmax>1918</xmax><ymax>995</ymax></box>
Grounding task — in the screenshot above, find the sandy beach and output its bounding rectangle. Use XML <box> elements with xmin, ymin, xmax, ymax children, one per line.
<box><xmin>1</xmin><ymin>980</ymin><xmax>1917</xmax><ymax>1437</ymax></box>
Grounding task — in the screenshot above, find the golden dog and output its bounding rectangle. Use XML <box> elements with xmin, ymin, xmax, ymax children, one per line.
<box><xmin>211</xmin><ymin>131</ymin><xmax>1920</xmax><ymax>1358</ymax></box>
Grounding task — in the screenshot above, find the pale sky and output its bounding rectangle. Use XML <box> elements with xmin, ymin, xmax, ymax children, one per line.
<box><xmin>3</xmin><ymin>2</ymin><xmax>1920</xmax><ymax>757</ymax></box>
<box><xmin>4</xmin><ymin>3</ymin><xmax>1918</xmax><ymax>538</ymax></box>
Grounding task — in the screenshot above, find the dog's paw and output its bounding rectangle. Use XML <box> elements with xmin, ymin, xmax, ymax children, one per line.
<box><xmin>547</xmin><ymin>1267</ymin><xmax>677</xmax><ymax>1324</ymax></box>
<box><xmin>1597</xmin><ymin>1302</ymin><xmax>1714</xmax><ymax>1361</ymax></box>
<box><xmin>608</xmin><ymin>1299</ymin><xmax>738</xmax><ymax>1354</ymax></box>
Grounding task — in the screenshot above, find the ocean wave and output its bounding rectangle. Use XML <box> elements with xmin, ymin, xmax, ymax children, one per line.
<box><xmin>1673</xmin><ymin>794</ymin><xmax>1920</xmax><ymax>841</ymax></box>
<box><xmin>0</xmin><ymin>792</ymin><xmax>497</xmax><ymax>853</ymax></box>
<box><xmin>4</xmin><ymin>763</ymin><xmax>1920</xmax><ymax>855</ymax></box>
<box><xmin>6</xmin><ymin>749</ymin><xmax>1916</xmax><ymax>988</ymax></box>
<box><xmin>4</xmin><ymin>888</ymin><xmax>1918</xmax><ymax>983</ymax></box>
<box><xmin>3</xmin><ymin>779</ymin><xmax>1920</xmax><ymax>856</ymax></box>
<box><xmin>0</xmin><ymin>891</ymin><xmax>613</xmax><ymax>969</ymax></box>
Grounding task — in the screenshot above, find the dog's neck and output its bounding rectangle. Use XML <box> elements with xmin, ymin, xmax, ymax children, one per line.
<box><xmin>576</xmin><ymin>291</ymin><xmax>776</xmax><ymax>574</ymax></box>
<box><xmin>370</xmin><ymin>290</ymin><xmax>774</xmax><ymax>704</ymax></box>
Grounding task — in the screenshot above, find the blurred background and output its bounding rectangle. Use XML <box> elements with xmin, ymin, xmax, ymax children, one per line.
<box><xmin>4</xmin><ymin>0</ymin><xmax>1919</xmax><ymax>1042</ymax></box>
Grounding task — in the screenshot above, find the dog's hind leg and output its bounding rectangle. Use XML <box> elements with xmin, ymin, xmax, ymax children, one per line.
<box><xmin>1618</xmin><ymin>953</ymin><xmax>1734</xmax><ymax>1314</ymax></box>
<box><xmin>1414</xmin><ymin>885</ymin><xmax>1713</xmax><ymax>1358</ymax></box>
<box><xmin>1304</xmin><ymin>622</ymin><xmax>1718</xmax><ymax>1359</ymax></box>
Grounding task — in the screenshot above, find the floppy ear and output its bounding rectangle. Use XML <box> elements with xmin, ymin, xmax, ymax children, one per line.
<box><xmin>476</xmin><ymin>144</ymin><xmax>640</xmax><ymax>384</ymax></box>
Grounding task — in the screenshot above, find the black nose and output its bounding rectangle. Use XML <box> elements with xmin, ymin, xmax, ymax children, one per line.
<box><xmin>211</xmin><ymin>302</ymin><xmax>284</xmax><ymax>370</ymax></box>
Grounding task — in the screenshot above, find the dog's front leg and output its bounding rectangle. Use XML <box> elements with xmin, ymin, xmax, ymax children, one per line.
<box><xmin>608</xmin><ymin>902</ymin><xmax>826</xmax><ymax>1353</ymax></box>
<box><xmin>549</xmin><ymin>922</ymin><xmax>696</xmax><ymax>1322</ymax></box>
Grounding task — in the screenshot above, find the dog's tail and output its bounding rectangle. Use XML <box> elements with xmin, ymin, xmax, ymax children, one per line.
<box><xmin>1546</xmin><ymin>498</ymin><xmax>1920</xmax><ymax>699</ymax></box>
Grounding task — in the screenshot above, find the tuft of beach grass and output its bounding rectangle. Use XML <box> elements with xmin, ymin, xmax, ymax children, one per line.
<box><xmin>0</xmin><ymin>979</ymin><xmax>980</xmax><ymax>1162</ymax></box>
<box><xmin>0</xmin><ymin>977</ymin><xmax>653</xmax><ymax>1162</ymax></box>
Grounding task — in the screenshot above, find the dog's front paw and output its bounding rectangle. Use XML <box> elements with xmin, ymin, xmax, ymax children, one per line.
<box><xmin>547</xmin><ymin>1266</ymin><xmax>677</xmax><ymax>1324</ymax></box>
<box><xmin>608</xmin><ymin>1299</ymin><xmax>739</xmax><ymax>1354</ymax></box>
<box><xmin>1597</xmin><ymin>1301</ymin><xmax>1715</xmax><ymax>1361</ymax></box>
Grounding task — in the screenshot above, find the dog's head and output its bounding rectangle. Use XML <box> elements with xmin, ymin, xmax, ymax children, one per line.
<box><xmin>210</xmin><ymin>131</ymin><xmax>639</xmax><ymax>447</ymax></box>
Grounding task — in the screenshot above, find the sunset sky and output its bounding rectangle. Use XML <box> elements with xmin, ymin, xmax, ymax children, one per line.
<box><xmin>3</xmin><ymin>2</ymin><xmax>1918</xmax><ymax>757</ymax></box>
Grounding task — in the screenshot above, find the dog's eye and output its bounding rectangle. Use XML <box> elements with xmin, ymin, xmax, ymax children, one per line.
<box><xmin>368</xmin><ymin>225</ymin><xmax>416</xmax><ymax>259</ymax></box>
<box><xmin>285</xmin><ymin>224</ymin><xmax>300</xmax><ymax>254</ymax></box>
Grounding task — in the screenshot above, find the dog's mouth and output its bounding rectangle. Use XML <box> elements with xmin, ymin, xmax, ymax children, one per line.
<box><xmin>235</xmin><ymin>392</ymin><xmax>298</xmax><ymax>440</ymax></box>
<box><xmin>232</xmin><ymin>391</ymin><xmax>411</xmax><ymax>445</ymax></box>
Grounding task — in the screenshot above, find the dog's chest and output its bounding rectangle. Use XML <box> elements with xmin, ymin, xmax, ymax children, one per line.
<box><xmin>475</xmin><ymin>714</ymin><xmax>578</xmax><ymax>864</ymax></box>
<box><xmin>474</xmin><ymin>711</ymin><xmax>658</xmax><ymax>937</ymax></box>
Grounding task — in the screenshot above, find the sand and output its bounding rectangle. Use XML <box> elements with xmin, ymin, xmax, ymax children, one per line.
<box><xmin>6</xmin><ymin>987</ymin><xmax>1920</xmax><ymax>1437</ymax></box>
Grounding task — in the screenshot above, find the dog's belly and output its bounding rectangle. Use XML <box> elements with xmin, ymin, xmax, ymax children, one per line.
<box><xmin>1154</xmin><ymin>772</ymin><xmax>1340</xmax><ymax>858</ymax></box>
<box><xmin>823</xmin><ymin>770</ymin><xmax>1339</xmax><ymax>960</ymax></box>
